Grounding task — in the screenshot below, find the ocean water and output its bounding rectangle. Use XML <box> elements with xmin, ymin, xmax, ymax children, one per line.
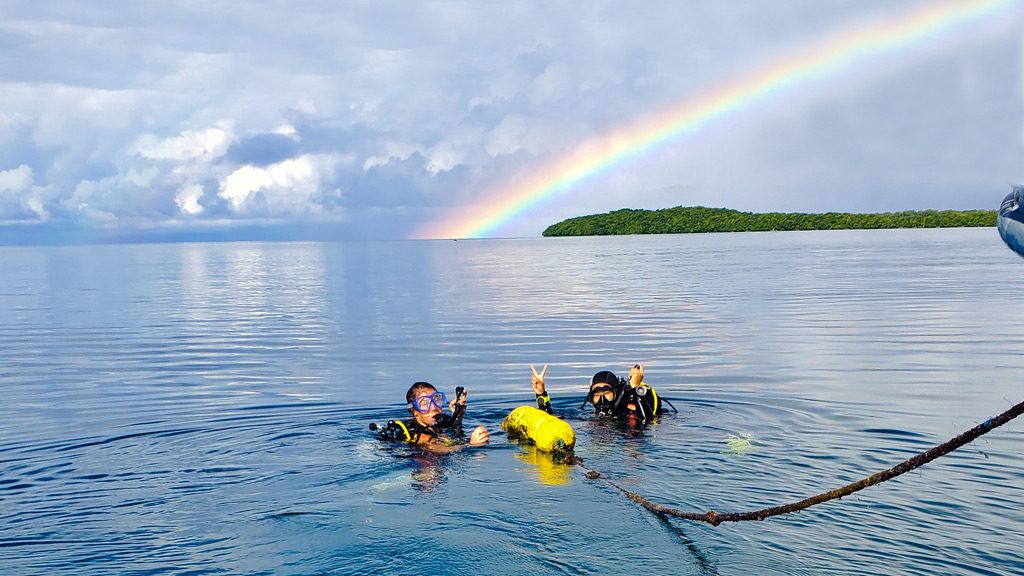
<box><xmin>1</xmin><ymin>228</ymin><xmax>1022</xmax><ymax>575</ymax></box>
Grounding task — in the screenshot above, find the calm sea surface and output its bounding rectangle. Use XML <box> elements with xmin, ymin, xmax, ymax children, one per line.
<box><xmin>1</xmin><ymin>228</ymin><xmax>1022</xmax><ymax>575</ymax></box>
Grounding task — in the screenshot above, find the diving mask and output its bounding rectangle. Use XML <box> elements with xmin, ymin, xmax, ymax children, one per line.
<box><xmin>589</xmin><ymin>384</ymin><xmax>616</xmax><ymax>415</ymax></box>
<box><xmin>411</xmin><ymin>391</ymin><xmax>447</xmax><ymax>413</ymax></box>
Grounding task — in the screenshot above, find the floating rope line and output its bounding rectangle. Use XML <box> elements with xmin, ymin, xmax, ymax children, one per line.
<box><xmin>576</xmin><ymin>398</ymin><xmax>1024</xmax><ymax>526</ymax></box>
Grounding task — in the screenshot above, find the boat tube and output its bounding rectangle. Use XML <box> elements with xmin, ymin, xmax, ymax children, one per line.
<box><xmin>998</xmin><ymin>185</ymin><xmax>1024</xmax><ymax>258</ymax></box>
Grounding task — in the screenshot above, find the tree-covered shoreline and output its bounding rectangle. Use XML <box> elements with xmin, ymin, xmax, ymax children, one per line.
<box><xmin>542</xmin><ymin>206</ymin><xmax>996</xmax><ymax>237</ymax></box>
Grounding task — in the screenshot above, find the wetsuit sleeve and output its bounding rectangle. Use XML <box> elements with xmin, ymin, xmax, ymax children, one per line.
<box><xmin>433</xmin><ymin>413</ymin><xmax>463</xmax><ymax>436</ymax></box>
<box><xmin>535</xmin><ymin>393</ymin><xmax>553</xmax><ymax>414</ymax></box>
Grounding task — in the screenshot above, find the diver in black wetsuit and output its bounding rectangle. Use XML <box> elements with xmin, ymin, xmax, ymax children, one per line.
<box><xmin>530</xmin><ymin>363</ymin><xmax>671</xmax><ymax>425</ymax></box>
<box><xmin>373</xmin><ymin>381</ymin><xmax>489</xmax><ymax>451</ymax></box>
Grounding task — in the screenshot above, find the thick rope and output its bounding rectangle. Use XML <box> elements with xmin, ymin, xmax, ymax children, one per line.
<box><xmin>578</xmin><ymin>398</ymin><xmax>1024</xmax><ymax>526</ymax></box>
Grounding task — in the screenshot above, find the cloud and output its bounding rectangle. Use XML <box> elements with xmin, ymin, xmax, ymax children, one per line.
<box><xmin>0</xmin><ymin>1</ymin><xmax>1020</xmax><ymax>241</ymax></box>
<box><xmin>530</xmin><ymin>62</ymin><xmax>572</xmax><ymax>104</ymax></box>
<box><xmin>175</xmin><ymin>183</ymin><xmax>204</xmax><ymax>216</ymax></box>
<box><xmin>225</xmin><ymin>132</ymin><xmax>299</xmax><ymax>167</ymax></box>
<box><xmin>133</xmin><ymin>124</ymin><xmax>233</xmax><ymax>162</ymax></box>
<box><xmin>486</xmin><ymin>116</ymin><xmax>528</xmax><ymax>157</ymax></box>
<box><xmin>363</xmin><ymin>142</ymin><xmax>420</xmax><ymax>172</ymax></box>
<box><xmin>0</xmin><ymin>164</ymin><xmax>47</xmax><ymax>221</ymax></box>
<box><xmin>0</xmin><ymin>164</ymin><xmax>33</xmax><ymax>192</ymax></box>
<box><xmin>220</xmin><ymin>154</ymin><xmax>344</xmax><ymax>216</ymax></box>
<box><xmin>485</xmin><ymin>114</ymin><xmax>574</xmax><ymax>158</ymax></box>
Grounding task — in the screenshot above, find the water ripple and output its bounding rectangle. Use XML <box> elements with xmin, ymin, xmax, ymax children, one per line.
<box><xmin>1</xmin><ymin>231</ymin><xmax>1023</xmax><ymax>575</ymax></box>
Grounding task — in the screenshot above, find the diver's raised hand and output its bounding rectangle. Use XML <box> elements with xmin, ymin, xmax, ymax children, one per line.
<box><xmin>469</xmin><ymin>425</ymin><xmax>490</xmax><ymax>445</ymax></box>
<box><xmin>628</xmin><ymin>363</ymin><xmax>645</xmax><ymax>387</ymax></box>
<box><xmin>449</xmin><ymin>386</ymin><xmax>468</xmax><ymax>411</ymax></box>
<box><xmin>531</xmin><ymin>364</ymin><xmax>548</xmax><ymax>396</ymax></box>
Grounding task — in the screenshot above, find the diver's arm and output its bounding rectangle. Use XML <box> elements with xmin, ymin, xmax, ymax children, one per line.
<box><xmin>416</xmin><ymin>437</ymin><xmax>462</xmax><ymax>453</ymax></box>
<box><xmin>416</xmin><ymin>425</ymin><xmax>489</xmax><ymax>453</ymax></box>
<box><xmin>535</xmin><ymin>393</ymin><xmax>553</xmax><ymax>414</ymax></box>
<box><xmin>531</xmin><ymin>364</ymin><xmax>553</xmax><ymax>414</ymax></box>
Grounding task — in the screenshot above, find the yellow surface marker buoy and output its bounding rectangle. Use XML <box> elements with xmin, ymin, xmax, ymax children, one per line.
<box><xmin>502</xmin><ymin>405</ymin><xmax>576</xmax><ymax>454</ymax></box>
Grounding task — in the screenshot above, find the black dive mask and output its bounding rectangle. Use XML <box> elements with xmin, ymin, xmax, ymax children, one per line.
<box><xmin>593</xmin><ymin>396</ymin><xmax>614</xmax><ymax>416</ymax></box>
<box><xmin>584</xmin><ymin>383</ymin><xmax>617</xmax><ymax>416</ymax></box>
<box><xmin>583</xmin><ymin>371</ymin><xmax>622</xmax><ymax>416</ymax></box>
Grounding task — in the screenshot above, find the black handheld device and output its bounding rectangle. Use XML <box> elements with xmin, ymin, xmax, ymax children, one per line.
<box><xmin>449</xmin><ymin>386</ymin><xmax>467</xmax><ymax>433</ymax></box>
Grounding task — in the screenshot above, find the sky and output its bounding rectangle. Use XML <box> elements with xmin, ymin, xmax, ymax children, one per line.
<box><xmin>0</xmin><ymin>0</ymin><xmax>1022</xmax><ymax>243</ymax></box>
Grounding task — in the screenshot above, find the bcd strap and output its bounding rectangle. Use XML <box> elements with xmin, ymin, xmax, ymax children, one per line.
<box><xmin>649</xmin><ymin>386</ymin><xmax>660</xmax><ymax>414</ymax></box>
<box><xmin>386</xmin><ymin>420</ymin><xmax>411</xmax><ymax>442</ymax></box>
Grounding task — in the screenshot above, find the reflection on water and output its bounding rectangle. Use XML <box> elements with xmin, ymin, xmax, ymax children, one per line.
<box><xmin>514</xmin><ymin>445</ymin><xmax>573</xmax><ymax>486</ymax></box>
<box><xmin>1</xmin><ymin>229</ymin><xmax>1023</xmax><ymax>575</ymax></box>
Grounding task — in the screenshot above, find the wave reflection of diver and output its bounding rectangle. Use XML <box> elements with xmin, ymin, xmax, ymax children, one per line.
<box><xmin>409</xmin><ymin>452</ymin><xmax>447</xmax><ymax>492</ymax></box>
<box><xmin>530</xmin><ymin>363</ymin><xmax>675</xmax><ymax>425</ymax></box>
<box><xmin>370</xmin><ymin>381</ymin><xmax>490</xmax><ymax>452</ymax></box>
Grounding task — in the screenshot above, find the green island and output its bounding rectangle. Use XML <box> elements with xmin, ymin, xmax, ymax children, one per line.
<box><xmin>542</xmin><ymin>206</ymin><xmax>996</xmax><ymax>237</ymax></box>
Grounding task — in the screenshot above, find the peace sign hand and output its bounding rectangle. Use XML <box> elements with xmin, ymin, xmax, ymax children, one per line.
<box><xmin>530</xmin><ymin>364</ymin><xmax>548</xmax><ymax>396</ymax></box>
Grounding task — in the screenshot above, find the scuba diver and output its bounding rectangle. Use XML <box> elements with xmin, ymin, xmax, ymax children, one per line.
<box><xmin>530</xmin><ymin>363</ymin><xmax>673</xmax><ymax>425</ymax></box>
<box><xmin>371</xmin><ymin>381</ymin><xmax>490</xmax><ymax>451</ymax></box>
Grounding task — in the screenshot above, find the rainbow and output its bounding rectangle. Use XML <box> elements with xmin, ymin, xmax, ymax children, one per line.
<box><xmin>414</xmin><ymin>0</ymin><xmax>1019</xmax><ymax>239</ymax></box>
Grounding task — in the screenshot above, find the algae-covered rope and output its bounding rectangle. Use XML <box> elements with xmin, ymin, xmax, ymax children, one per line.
<box><xmin>581</xmin><ymin>398</ymin><xmax>1024</xmax><ymax>526</ymax></box>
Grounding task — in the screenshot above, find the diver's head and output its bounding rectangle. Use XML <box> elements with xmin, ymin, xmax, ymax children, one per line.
<box><xmin>407</xmin><ymin>381</ymin><xmax>446</xmax><ymax>426</ymax></box>
<box><xmin>587</xmin><ymin>371</ymin><xmax>620</xmax><ymax>416</ymax></box>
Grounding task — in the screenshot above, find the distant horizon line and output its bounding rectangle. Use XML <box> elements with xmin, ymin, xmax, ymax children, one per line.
<box><xmin>0</xmin><ymin>203</ymin><xmax>1002</xmax><ymax>246</ymax></box>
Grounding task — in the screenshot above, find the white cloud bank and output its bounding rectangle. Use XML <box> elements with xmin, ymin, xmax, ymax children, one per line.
<box><xmin>0</xmin><ymin>165</ymin><xmax>33</xmax><ymax>192</ymax></box>
<box><xmin>221</xmin><ymin>155</ymin><xmax>343</xmax><ymax>216</ymax></box>
<box><xmin>175</xmin><ymin>183</ymin><xmax>204</xmax><ymax>216</ymax></box>
<box><xmin>0</xmin><ymin>164</ymin><xmax>50</xmax><ymax>221</ymax></box>
<box><xmin>134</xmin><ymin>125</ymin><xmax>233</xmax><ymax>162</ymax></box>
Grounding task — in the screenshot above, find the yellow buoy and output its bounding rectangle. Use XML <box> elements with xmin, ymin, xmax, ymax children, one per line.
<box><xmin>502</xmin><ymin>406</ymin><xmax>575</xmax><ymax>454</ymax></box>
